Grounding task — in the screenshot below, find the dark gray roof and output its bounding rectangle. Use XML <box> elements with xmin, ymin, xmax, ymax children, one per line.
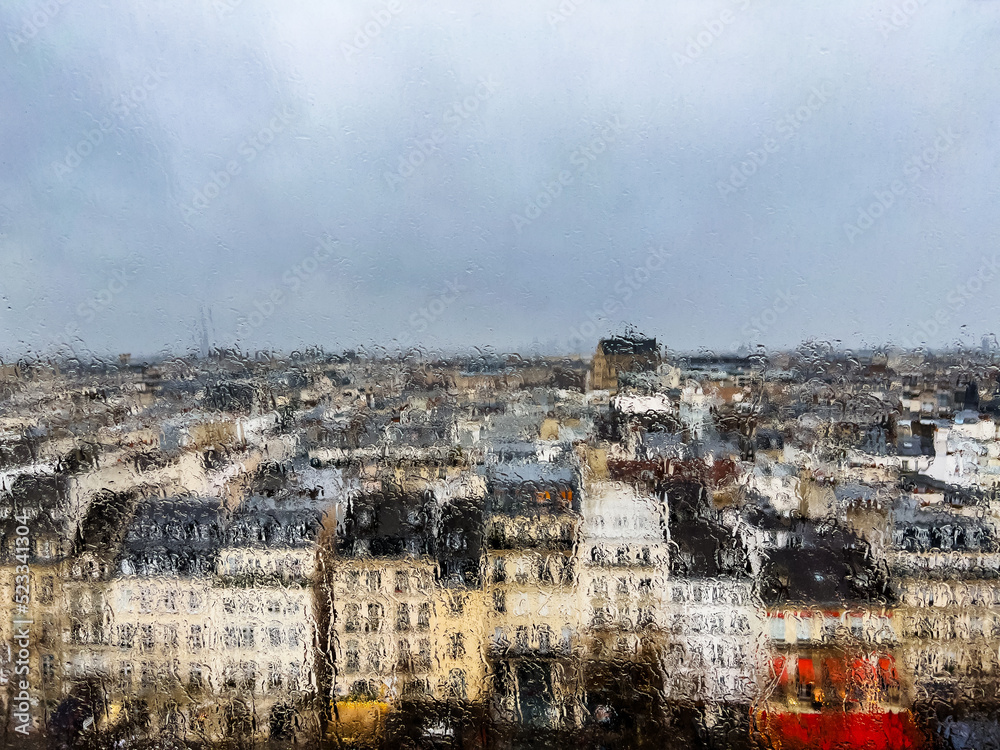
<box><xmin>227</xmin><ymin>499</ymin><xmax>324</xmax><ymax>548</ymax></box>
<box><xmin>598</xmin><ymin>336</ymin><xmax>658</xmax><ymax>356</ymax></box>
<box><xmin>120</xmin><ymin>497</ymin><xmax>225</xmax><ymax>576</ymax></box>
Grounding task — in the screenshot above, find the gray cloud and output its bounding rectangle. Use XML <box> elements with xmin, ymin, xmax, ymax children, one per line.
<box><xmin>1</xmin><ymin>0</ymin><xmax>998</xmax><ymax>358</ymax></box>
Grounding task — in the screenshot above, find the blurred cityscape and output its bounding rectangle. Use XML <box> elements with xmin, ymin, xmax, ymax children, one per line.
<box><xmin>2</xmin><ymin>337</ymin><xmax>1000</xmax><ymax>749</ymax></box>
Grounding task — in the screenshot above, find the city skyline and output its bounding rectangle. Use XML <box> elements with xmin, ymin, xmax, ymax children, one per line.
<box><xmin>3</xmin><ymin>338</ymin><xmax>1000</xmax><ymax>747</ymax></box>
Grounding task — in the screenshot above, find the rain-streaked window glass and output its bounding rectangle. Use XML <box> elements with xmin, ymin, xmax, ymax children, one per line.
<box><xmin>3</xmin><ymin>0</ymin><xmax>1000</xmax><ymax>747</ymax></box>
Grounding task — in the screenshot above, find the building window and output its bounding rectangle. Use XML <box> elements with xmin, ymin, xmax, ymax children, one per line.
<box><xmin>493</xmin><ymin>589</ymin><xmax>506</xmax><ymax>613</ymax></box>
<box><xmin>396</xmin><ymin>603</ymin><xmax>411</xmax><ymax>632</ymax></box>
<box><xmin>796</xmin><ymin>616</ymin><xmax>812</xmax><ymax>642</ymax></box>
<box><xmin>850</xmin><ymin>615</ymin><xmax>864</xmax><ymax>638</ymax></box>
<box><xmin>490</xmin><ymin>627</ymin><xmax>508</xmax><ymax>651</ymax></box>
<box><xmin>163</xmin><ymin>625</ymin><xmax>178</xmax><ymax>651</ymax></box>
<box><xmin>366</xmin><ymin>643</ymin><xmax>383</xmax><ymax>673</ymax></box>
<box><xmin>591</xmin><ymin>607</ymin><xmax>611</xmax><ymax>629</ymax></box>
<box><xmin>448</xmin><ymin>632</ymin><xmax>466</xmax><ymax>660</ymax></box>
<box><xmin>515</xmin><ymin>626</ymin><xmax>529</xmax><ymax>650</ymax></box>
<box><xmin>446</xmin><ymin>669</ymin><xmax>467</xmax><ymax>700</ymax></box>
<box><xmin>538</xmin><ymin>558</ymin><xmax>554</xmax><ymax>583</ymax></box>
<box><xmin>770</xmin><ymin>617</ymin><xmax>785</xmax><ymax>642</ymax></box>
<box><xmin>367</xmin><ymin>603</ymin><xmax>383</xmax><ymax>633</ymax></box>
<box><xmin>417</xmin><ymin>603</ymin><xmax>431</xmax><ymax>630</ymax></box>
<box><xmin>223</xmin><ymin>662</ymin><xmax>239</xmax><ymax>689</ymax></box>
<box><xmin>616</xmin><ymin>546</ymin><xmax>629</xmax><ymax>566</ymax></box>
<box><xmin>269</xmin><ymin>627</ymin><xmax>283</xmax><ymax>647</ymax></box>
<box><xmin>537</xmin><ymin>626</ymin><xmax>552</xmax><ymax>653</ymax></box>
<box><xmin>344</xmin><ymin>641</ymin><xmax>360</xmax><ymax>672</ymax></box>
<box><xmin>561</xmin><ymin>557</ymin><xmax>574</xmax><ymax>584</ymax></box>
<box><xmin>493</xmin><ymin>557</ymin><xmax>507</xmax><ymax>583</ymax></box>
<box><xmin>344</xmin><ymin>603</ymin><xmax>361</xmax><ymax>633</ymax></box>
<box><xmin>397</xmin><ymin>639</ymin><xmax>413</xmax><ymax>671</ymax></box>
<box><xmin>417</xmin><ymin>639</ymin><xmax>431</xmax><ymax>671</ymax></box>
<box><xmin>240</xmin><ymin>662</ymin><xmax>257</xmax><ymax>691</ymax></box>
<box><xmin>561</xmin><ymin>627</ymin><xmax>573</xmax><ymax>653</ymax></box>
<box><xmin>189</xmin><ymin>625</ymin><xmax>204</xmax><ymax>651</ymax></box>
<box><xmin>637</xmin><ymin>607</ymin><xmax>655</xmax><ymax>629</ymax></box>
<box><xmin>268</xmin><ymin>662</ymin><xmax>282</xmax><ymax>689</ymax></box>
<box><xmin>822</xmin><ymin>616</ymin><xmax>840</xmax><ymax>641</ymax></box>
<box><xmin>42</xmin><ymin>654</ymin><xmax>55</xmax><ymax>684</ymax></box>
<box><xmin>223</xmin><ymin>626</ymin><xmax>254</xmax><ymax>650</ymax></box>
<box><xmin>139</xmin><ymin>625</ymin><xmax>154</xmax><ymax>653</ymax></box>
<box><xmin>796</xmin><ymin>658</ymin><xmax>814</xmax><ymax>700</ymax></box>
<box><xmin>593</xmin><ymin>576</ymin><xmax>608</xmax><ymax>599</ymax></box>
<box><xmin>395</xmin><ymin>570</ymin><xmax>410</xmax><ymax>594</ymax></box>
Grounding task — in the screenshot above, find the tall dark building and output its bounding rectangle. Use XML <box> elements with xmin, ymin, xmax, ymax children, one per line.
<box><xmin>591</xmin><ymin>335</ymin><xmax>659</xmax><ymax>391</ymax></box>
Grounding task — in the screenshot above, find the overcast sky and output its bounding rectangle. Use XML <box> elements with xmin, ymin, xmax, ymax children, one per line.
<box><xmin>1</xmin><ymin>0</ymin><xmax>999</xmax><ymax>360</ymax></box>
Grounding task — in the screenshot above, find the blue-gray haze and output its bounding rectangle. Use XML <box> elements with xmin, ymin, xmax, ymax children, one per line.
<box><xmin>1</xmin><ymin>0</ymin><xmax>997</xmax><ymax>359</ymax></box>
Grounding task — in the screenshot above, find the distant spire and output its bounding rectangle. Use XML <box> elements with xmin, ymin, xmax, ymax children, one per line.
<box><xmin>199</xmin><ymin>305</ymin><xmax>212</xmax><ymax>359</ymax></box>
